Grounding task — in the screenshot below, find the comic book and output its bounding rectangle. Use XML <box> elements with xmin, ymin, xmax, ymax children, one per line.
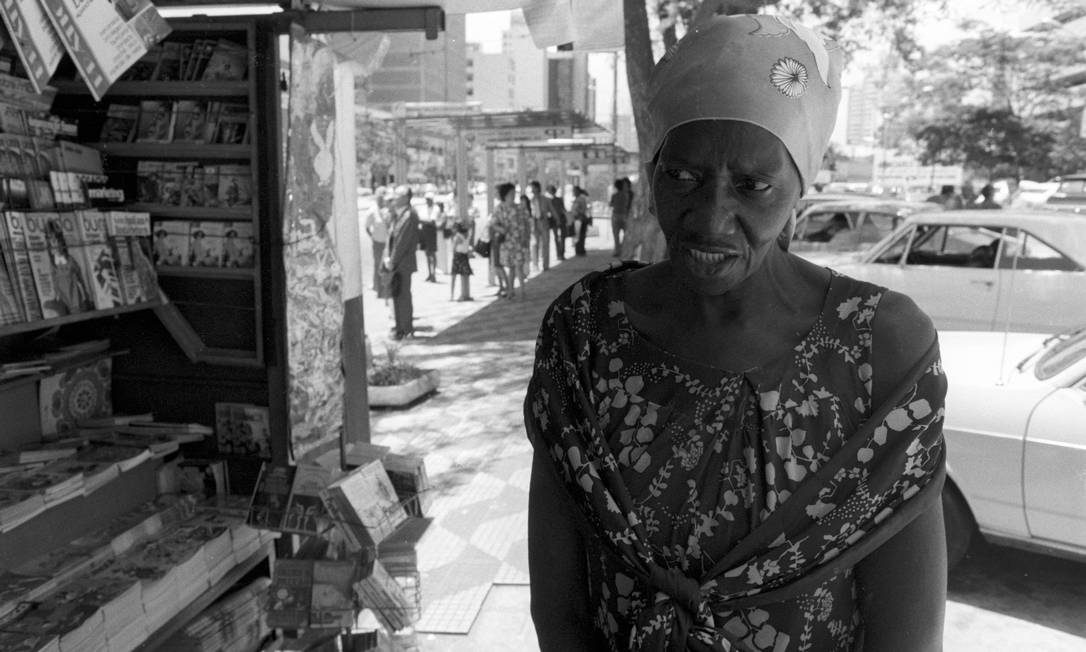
<box><xmin>309</xmin><ymin>560</ymin><xmax>357</xmax><ymax>628</ymax></box>
<box><xmin>245</xmin><ymin>463</ymin><xmax>295</xmax><ymax>531</ymax></box>
<box><xmin>265</xmin><ymin>559</ymin><xmax>312</xmax><ymax>630</ymax></box>
<box><xmin>219</xmin><ymin>221</ymin><xmax>253</xmax><ymax>268</ymax></box>
<box><xmin>281</xmin><ymin>463</ymin><xmax>338</xmax><ymax>537</ymax></box>
<box><xmin>151</xmin><ymin>220</ymin><xmax>189</xmax><ymax>266</ymax></box>
<box><xmin>187</xmin><ymin>220</ymin><xmax>222</xmax><ymax>267</ymax></box>
<box><xmin>216</xmin><ymin>164</ymin><xmax>251</xmax><ymax>207</ymax></box>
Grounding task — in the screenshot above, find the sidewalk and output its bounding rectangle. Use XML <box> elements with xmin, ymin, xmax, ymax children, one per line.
<box><xmin>361</xmin><ymin>227</ymin><xmax>616</xmax><ymax>651</ymax></box>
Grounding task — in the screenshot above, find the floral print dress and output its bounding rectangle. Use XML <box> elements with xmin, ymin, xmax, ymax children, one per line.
<box><xmin>490</xmin><ymin>202</ymin><xmax>530</xmax><ymax>270</ymax></box>
<box><xmin>525</xmin><ymin>263</ymin><xmax>946</xmax><ymax>651</ymax></box>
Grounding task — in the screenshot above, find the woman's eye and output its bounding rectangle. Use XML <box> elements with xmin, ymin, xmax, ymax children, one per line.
<box><xmin>738</xmin><ymin>178</ymin><xmax>771</xmax><ymax>192</ymax></box>
<box><xmin>667</xmin><ymin>168</ymin><xmax>698</xmax><ymax>182</ymax></box>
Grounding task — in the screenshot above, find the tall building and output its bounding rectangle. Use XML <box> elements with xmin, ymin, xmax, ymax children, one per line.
<box><xmin>363</xmin><ymin>14</ymin><xmax>467</xmax><ymax>105</ymax></box>
<box><xmin>845</xmin><ymin>79</ymin><xmax>881</xmax><ymax>148</ymax></box>
<box><xmin>466</xmin><ymin>43</ymin><xmax>514</xmax><ymax>109</ymax></box>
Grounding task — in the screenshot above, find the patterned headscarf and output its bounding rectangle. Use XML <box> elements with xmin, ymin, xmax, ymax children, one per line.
<box><xmin>646</xmin><ymin>14</ymin><xmax>843</xmax><ymax>193</ymax></box>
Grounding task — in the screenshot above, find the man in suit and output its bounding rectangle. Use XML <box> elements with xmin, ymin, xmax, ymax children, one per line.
<box><xmin>545</xmin><ymin>184</ymin><xmax>567</xmax><ymax>261</ymax></box>
<box><xmin>383</xmin><ymin>185</ymin><xmax>420</xmax><ymax>340</ymax></box>
<box><xmin>528</xmin><ymin>181</ymin><xmax>551</xmax><ymax>271</ymax></box>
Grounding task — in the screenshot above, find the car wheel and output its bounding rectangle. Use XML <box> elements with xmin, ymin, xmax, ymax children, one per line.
<box><xmin>942</xmin><ymin>483</ymin><xmax>974</xmax><ymax>570</ymax></box>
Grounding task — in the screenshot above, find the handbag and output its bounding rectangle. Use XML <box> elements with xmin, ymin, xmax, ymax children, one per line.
<box><xmin>473</xmin><ymin>239</ymin><xmax>491</xmax><ymax>258</ymax></box>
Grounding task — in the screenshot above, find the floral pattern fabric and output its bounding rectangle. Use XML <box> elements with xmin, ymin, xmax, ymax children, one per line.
<box><xmin>524</xmin><ymin>262</ymin><xmax>946</xmax><ymax>651</ymax></box>
<box><xmin>490</xmin><ymin>203</ymin><xmax>530</xmax><ymax>269</ymax></box>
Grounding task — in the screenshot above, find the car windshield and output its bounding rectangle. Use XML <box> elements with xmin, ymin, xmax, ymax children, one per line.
<box><xmin>1033</xmin><ymin>325</ymin><xmax>1086</xmax><ymax>380</ymax></box>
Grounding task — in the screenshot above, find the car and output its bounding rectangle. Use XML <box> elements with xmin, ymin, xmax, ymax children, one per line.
<box><xmin>790</xmin><ymin>198</ymin><xmax>938</xmax><ymax>265</ymax></box>
<box><xmin>833</xmin><ymin>209</ymin><xmax>1086</xmax><ymax>333</ymax></box>
<box><xmin>1043</xmin><ymin>173</ymin><xmax>1086</xmax><ymax>214</ymax></box>
<box><xmin>795</xmin><ymin>190</ymin><xmax>882</xmax><ymax>214</ymax></box>
<box><xmin>939</xmin><ymin>325</ymin><xmax>1086</xmax><ymax>567</ymax></box>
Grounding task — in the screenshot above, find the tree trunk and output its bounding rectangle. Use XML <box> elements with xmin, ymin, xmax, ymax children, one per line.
<box><xmin>618</xmin><ymin>0</ymin><xmax>770</xmax><ymax>262</ymax></box>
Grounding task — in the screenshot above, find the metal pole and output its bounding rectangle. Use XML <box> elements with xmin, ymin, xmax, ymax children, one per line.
<box><xmin>486</xmin><ymin>147</ymin><xmax>496</xmax><ymax>287</ymax></box>
<box><xmin>611</xmin><ymin>51</ymin><xmax>619</xmax><ymax>181</ymax></box>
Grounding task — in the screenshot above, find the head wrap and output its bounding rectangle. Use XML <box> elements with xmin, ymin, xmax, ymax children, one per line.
<box><xmin>646</xmin><ymin>14</ymin><xmax>843</xmax><ymax>193</ymax></box>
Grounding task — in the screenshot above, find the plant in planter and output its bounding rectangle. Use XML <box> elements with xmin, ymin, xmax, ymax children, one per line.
<box><xmin>367</xmin><ymin>341</ymin><xmax>439</xmax><ymax>407</ymax></box>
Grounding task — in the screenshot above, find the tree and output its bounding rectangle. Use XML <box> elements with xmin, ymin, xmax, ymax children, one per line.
<box><xmin>619</xmin><ymin>0</ymin><xmax>936</xmax><ymax>261</ymax></box>
<box><xmin>913</xmin><ymin>107</ymin><xmax>1056</xmax><ymax>180</ymax></box>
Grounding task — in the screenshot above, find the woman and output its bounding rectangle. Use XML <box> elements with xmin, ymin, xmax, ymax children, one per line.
<box><xmin>418</xmin><ymin>192</ymin><xmax>441</xmax><ymax>282</ymax></box>
<box><xmin>487</xmin><ymin>183</ymin><xmax>515</xmax><ymax>298</ymax></box>
<box><xmin>525</xmin><ymin>13</ymin><xmax>946</xmax><ymax>652</ymax></box>
<box><xmin>571</xmin><ymin>186</ymin><xmax>590</xmax><ymax>256</ymax></box>
<box><xmin>609</xmin><ymin>177</ymin><xmax>632</xmax><ymax>257</ymax></box>
<box><xmin>492</xmin><ymin>185</ymin><xmax>530</xmax><ymax>299</ymax></box>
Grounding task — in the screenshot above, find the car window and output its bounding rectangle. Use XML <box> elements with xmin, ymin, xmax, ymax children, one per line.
<box><xmin>857</xmin><ymin>212</ymin><xmax>901</xmax><ymax>245</ymax></box>
<box><xmin>905</xmin><ymin>225</ymin><xmax>1004</xmax><ymax>267</ymax></box>
<box><xmin>1055</xmin><ymin>178</ymin><xmax>1086</xmax><ymax>195</ymax></box>
<box><xmin>998</xmin><ymin>229</ymin><xmax>1083</xmax><ymax>271</ymax></box>
<box><xmin>872</xmin><ymin>226</ymin><xmax>912</xmax><ymax>264</ymax></box>
<box><xmin>1036</xmin><ymin>327</ymin><xmax>1086</xmax><ymax>380</ymax></box>
<box><xmin>797</xmin><ymin>210</ymin><xmax>854</xmax><ymax>243</ymax></box>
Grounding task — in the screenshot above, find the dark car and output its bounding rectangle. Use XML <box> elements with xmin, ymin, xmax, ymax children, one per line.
<box><xmin>1044</xmin><ymin>174</ymin><xmax>1086</xmax><ymax>214</ymax></box>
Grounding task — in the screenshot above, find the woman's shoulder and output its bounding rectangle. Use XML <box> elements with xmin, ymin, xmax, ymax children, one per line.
<box><xmin>545</xmin><ymin>262</ymin><xmax>644</xmax><ymax>314</ymax></box>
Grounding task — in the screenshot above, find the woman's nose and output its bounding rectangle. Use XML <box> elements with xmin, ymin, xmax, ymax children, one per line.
<box><xmin>688</xmin><ymin>180</ymin><xmax>741</xmax><ymax>235</ymax></box>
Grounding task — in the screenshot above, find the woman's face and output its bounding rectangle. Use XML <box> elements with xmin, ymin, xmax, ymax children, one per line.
<box><xmin>652</xmin><ymin>120</ymin><xmax>801</xmax><ymax>295</ymax></box>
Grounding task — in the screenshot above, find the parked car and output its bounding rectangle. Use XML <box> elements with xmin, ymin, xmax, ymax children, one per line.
<box><xmin>1043</xmin><ymin>173</ymin><xmax>1086</xmax><ymax>214</ymax></box>
<box><xmin>833</xmin><ymin>209</ymin><xmax>1086</xmax><ymax>333</ymax></box>
<box><xmin>795</xmin><ymin>190</ymin><xmax>882</xmax><ymax>214</ymax></box>
<box><xmin>790</xmin><ymin>198</ymin><xmax>938</xmax><ymax>265</ymax></box>
<box><xmin>939</xmin><ymin>325</ymin><xmax>1086</xmax><ymax>567</ymax></box>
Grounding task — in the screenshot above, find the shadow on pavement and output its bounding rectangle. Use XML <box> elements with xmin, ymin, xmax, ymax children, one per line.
<box><xmin>428</xmin><ymin>251</ymin><xmax>616</xmax><ymax>345</ymax></box>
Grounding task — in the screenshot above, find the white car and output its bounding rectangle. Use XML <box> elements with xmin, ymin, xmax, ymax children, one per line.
<box><xmin>939</xmin><ymin>326</ymin><xmax>1086</xmax><ymax>567</ymax></box>
<box><xmin>834</xmin><ymin>209</ymin><xmax>1086</xmax><ymax>333</ymax></box>
<box><xmin>790</xmin><ymin>198</ymin><xmax>937</xmax><ymax>265</ymax></box>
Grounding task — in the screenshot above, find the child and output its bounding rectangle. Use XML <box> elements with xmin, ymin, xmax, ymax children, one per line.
<box><xmin>449</xmin><ymin>222</ymin><xmax>473</xmax><ymax>302</ymax></box>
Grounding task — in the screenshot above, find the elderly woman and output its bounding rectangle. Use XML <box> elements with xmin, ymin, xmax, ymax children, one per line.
<box><xmin>525</xmin><ymin>13</ymin><xmax>946</xmax><ymax>652</ymax></box>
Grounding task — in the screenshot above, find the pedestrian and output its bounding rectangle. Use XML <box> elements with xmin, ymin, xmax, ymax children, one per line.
<box><xmin>976</xmin><ymin>184</ymin><xmax>1001</xmax><ymax>209</ymax></box>
<box><xmin>544</xmin><ymin>184</ymin><xmax>567</xmax><ymax>261</ymax></box>
<box><xmin>492</xmin><ymin>184</ymin><xmax>530</xmax><ymax>300</ymax></box>
<box><xmin>363</xmin><ymin>186</ymin><xmax>389</xmax><ymax>291</ymax></box>
<box><xmin>609</xmin><ymin>177</ymin><xmax>633</xmax><ymax>256</ymax></box>
<box><xmin>570</xmin><ymin>186</ymin><xmax>590</xmax><ymax>256</ymax></box>
<box><xmin>418</xmin><ymin>192</ymin><xmax>441</xmax><ymax>282</ymax></box>
<box><xmin>487</xmin><ymin>184</ymin><xmax>512</xmax><ymax>298</ymax></box>
<box><xmin>448</xmin><ymin>222</ymin><xmax>474</xmax><ymax>302</ymax></box>
<box><xmin>924</xmin><ymin>184</ymin><xmax>963</xmax><ymax>209</ymax></box>
<box><xmin>383</xmin><ymin>185</ymin><xmax>419</xmax><ymax>340</ymax></box>
<box><xmin>526</xmin><ymin>13</ymin><xmax>946</xmax><ymax>651</ymax></box>
<box><xmin>528</xmin><ymin>181</ymin><xmax>551</xmax><ymax>271</ymax></box>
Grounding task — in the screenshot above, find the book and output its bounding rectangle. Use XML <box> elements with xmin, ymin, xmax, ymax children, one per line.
<box><xmin>25</xmin><ymin>180</ymin><xmax>55</xmax><ymax>210</ymax></box>
<box><xmin>74</xmin><ymin>443</ymin><xmax>152</xmax><ymax>473</ymax></box>
<box><xmin>220</xmin><ymin>221</ymin><xmax>253</xmax><ymax>268</ymax></box>
<box><xmin>282</xmin><ymin>463</ymin><xmax>338</xmax><ymax>537</ymax></box>
<box><xmin>152</xmin><ymin>220</ymin><xmax>189</xmax><ymax>266</ymax></box>
<box><xmin>199</xmin><ymin>164</ymin><xmax>219</xmax><ymax>207</ymax></box>
<box><xmin>0</xmin><ymin>101</ymin><xmax>28</xmax><ymax>136</ymax></box>
<box><xmin>178</xmin><ymin>163</ymin><xmax>204</xmax><ymax>207</ymax></box>
<box><xmin>0</xmin><ymin>222</ymin><xmax>24</xmax><ymax>324</ymax></box>
<box><xmin>157</xmin><ymin>161</ymin><xmax>188</xmax><ymax>207</ymax></box>
<box><xmin>265</xmin><ymin>559</ymin><xmax>312</xmax><ymax>630</ymax></box>
<box><xmin>133</xmin><ymin>100</ymin><xmax>174</xmax><ymax>143</ymax></box>
<box><xmin>73</xmin><ymin>209</ymin><xmax>122</xmax><ymax>310</ymax></box>
<box><xmin>54</xmin><ymin>141</ymin><xmax>104</xmax><ymax>175</ymax></box>
<box><xmin>309</xmin><ymin>560</ymin><xmax>358</xmax><ymax>628</ymax></box>
<box><xmin>171</xmin><ymin>100</ymin><xmax>206</xmax><ymax>143</ymax></box>
<box><xmin>98</xmin><ymin>104</ymin><xmax>139</xmax><ymax>143</ymax></box>
<box><xmin>152</xmin><ymin>41</ymin><xmax>183</xmax><ymax>81</ymax></box>
<box><xmin>246</xmin><ymin>463</ymin><xmax>295</xmax><ymax>530</ymax></box>
<box><xmin>187</xmin><ymin>221</ymin><xmax>222</xmax><ymax>267</ymax></box>
<box><xmin>321</xmin><ymin>459</ymin><xmax>409</xmax><ymax>550</ymax></box>
<box><xmin>201</xmin><ymin>40</ymin><xmax>247</xmax><ymax>81</ymax></box>
<box><xmin>216</xmin><ymin>164</ymin><xmax>251</xmax><ymax>207</ymax></box>
<box><xmin>177</xmin><ymin>458</ymin><xmax>228</xmax><ymax>499</ymax></box>
<box><xmin>38</xmin><ymin>359</ymin><xmax>112</xmax><ymax>438</ymax></box>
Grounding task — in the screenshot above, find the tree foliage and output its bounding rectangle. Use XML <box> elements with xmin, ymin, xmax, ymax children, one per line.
<box><xmin>913</xmin><ymin>107</ymin><xmax>1057</xmax><ymax>180</ymax></box>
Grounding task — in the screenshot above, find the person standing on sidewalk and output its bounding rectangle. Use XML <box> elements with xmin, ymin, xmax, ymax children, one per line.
<box><xmin>383</xmin><ymin>185</ymin><xmax>419</xmax><ymax>340</ymax></box>
<box><xmin>528</xmin><ymin>181</ymin><xmax>551</xmax><ymax>271</ymax></box>
<box><xmin>363</xmin><ymin>187</ymin><xmax>389</xmax><ymax>292</ymax></box>
<box><xmin>525</xmin><ymin>13</ymin><xmax>946</xmax><ymax>651</ymax></box>
<box><xmin>570</xmin><ymin>186</ymin><xmax>590</xmax><ymax>256</ymax></box>
<box><xmin>545</xmin><ymin>184</ymin><xmax>567</xmax><ymax>261</ymax></box>
<box><xmin>608</xmin><ymin>177</ymin><xmax>632</xmax><ymax>257</ymax></box>
<box><xmin>418</xmin><ymin>192</ymin><xmax>441</xmax><ymax>282</ymax></box>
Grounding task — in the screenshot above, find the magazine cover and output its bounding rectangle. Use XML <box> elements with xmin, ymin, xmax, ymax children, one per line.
<box><xmin>98</xmin><ymin>103</ymin><xmax>139</xmax><ymax>142</ymax></box>
<box><xmin>281</xmin><ymin>463</ymin><xmax>337</xmax><ymax>537</ymax></box>
<box><xmin>220</xmin><ymin>221</ymin><xmax>253</xmax><ymax>268</ymax></box>
<box><xmin>37</xmin><ymin>0</ymin><xmax>172</xmax><ymax>101</ymax></box>
<box><xmin>73</xmin><ymin>209</ymin><xmax>121</xmax><ymax>309</ymax></box>
<box><xmin>171</xmin><ymin>100</ymin><xmax>206</xmax><ymax>143</ymax></box>
<box><xmin>151</xmin><ymin>220</ymin><xmax>188</xmax><ymax>266</ymax></box>
<box><xmin>246</xmin><ymin>463</ymin><xmax>295</xmax><ymax>530</ymax></box>
<box><xmin>157</xmin><ymin>161</ymin><xmax>187</xmax><ymax>206</ymax></box>
<box><xmin>105</xmin><ymin>210</ymin><xmax>153</xmax><ymax>304</ymax></box>
<box><xmin>200</xmin><ymin>164</ymin><xmax>219</xmax><ymax>207</ymax></box>
<box><xmin>135</xmin><ymin>160</ymin><xmax>162</xmax><ymax>203</ymax></box>
<box><xmin>0</xmin><ymin>0</ymin><xmax>65</xmax><ymax>94</ymax></box>
<box><xmin>201</xmin><ymin>40</ymin><xmax>247</xmax><ymax>81</ymax></box>
<box><xmin>309</xmin><ymin>560</ymin><xmax>357</xmax><ymax>628</ymax></box>
<box><xmin>217</xmin><ymin>164</ymin><xmax>251</xmax><ymax>207</ymax></box>
<box><xmin>44</xmin><ymin>211</ymin><xmax>94</xmax><ymax>313</ymax></box>
<box><xmin>266</xmin><ymin>559</ymin><xmax>312</xmax><ymax>630</ymax></box>
<box><xmin>20</xmin><ymin>212</ymin><xmax>62</xmax><ymax>318</ymax></box>
<box><xmin>133</xmin><ymin>100</ymin><xmax>174</xmax><ymax>143</ymax></box>
<box><xmin>178</xmin><ymin>163</ymin><xmax>204</xmax><ymax>207</ymax></box>
<box><xmin>0</xmin><ymin>212</ymin><xmax>42</xmax><ymax>320</ymax></box>
<box><xmin>187</xmin><ymin>221</ymin><xmax>222</xmax><ymax>267</ymax></box>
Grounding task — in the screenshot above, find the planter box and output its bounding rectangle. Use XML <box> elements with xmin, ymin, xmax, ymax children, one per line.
<box><xmin>367</xmin><ymin>369</ymin><xmax>439</xmax><ymax>408</ymax></box>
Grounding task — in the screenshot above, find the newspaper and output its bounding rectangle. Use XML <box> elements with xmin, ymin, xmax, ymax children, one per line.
<box><xmin>37</xmin><ymin>0</ymin><xmax>171</xmax><ymax>101</ymax></box>
<box><xmin>0</xmin><ymin>0</ymin><xmax>64</xmax><ymax>94</ymax></box>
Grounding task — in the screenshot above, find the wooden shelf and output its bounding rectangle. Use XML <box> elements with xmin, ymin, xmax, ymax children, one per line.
<box><xmin>0</xmin><ymin>300</ymin><xmax>161</xmax><ymax>338</ymax></box>
<box><xmin>157</xmin><ymin>265</ymin><xmax>256</xmax><ymax>280</ymax></box>
<box><xmin>0</xmin><ymin>348</ymin><xmax>128</xmax><ymax>392</ymax></box>
<box><xmin>92</xmin><ymin>142</ymin><xmax>251</xmax><ymax>160</ymax></box>
<box><xmin>121</xmin><ymin>204</ymin><xmax>253</xmax><ymax>220</ymax></box>
<box><xmin>134</xmin><ymin>543</ymin><xmax>273</xmax><ymax>651</ymax></box>
<box><xmin>52</xmin><ymin>79</ymin><xmax>250</xmax><ymax>98</ymax></box>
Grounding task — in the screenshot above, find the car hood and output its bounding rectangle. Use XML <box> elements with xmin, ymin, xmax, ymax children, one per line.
<box><xmin>938</xmin><ymin>330</ymin><xmax>1049</xmax><ymax>386</ymax></box>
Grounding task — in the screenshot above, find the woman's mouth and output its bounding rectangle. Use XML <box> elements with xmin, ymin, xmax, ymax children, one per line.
<box><xmin>687</xmin><ymin>247</ymin><xmax>733</xmax><ymax>264</ymax></box>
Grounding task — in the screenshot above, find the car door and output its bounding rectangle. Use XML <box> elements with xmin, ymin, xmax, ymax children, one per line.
<box><xmin>1022</xmin><ymin>375</ymin><xmax>1086</xmax><ymax>549</ymax></box>
<box><xmin>994</xmin><ymin>228</ymin><xmax>1086</xmax><ymax>334</ymax></box>
<box><xmin>851</xmin><ymin>223</ymin><xmax>1003</xmax><ymax>330</ymax></box>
